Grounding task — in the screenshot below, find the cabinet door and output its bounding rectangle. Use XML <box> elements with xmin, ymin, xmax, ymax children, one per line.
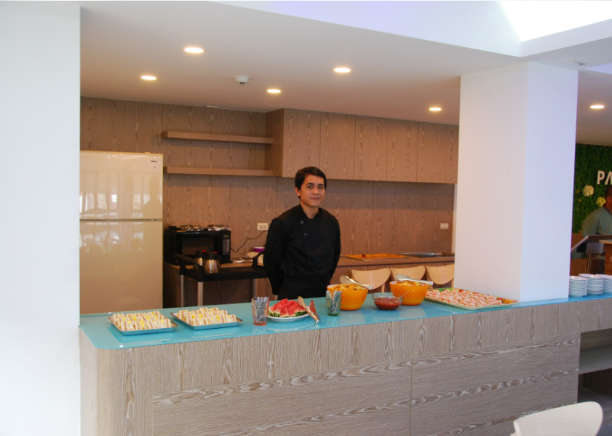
<box><xmin>282</xmin><ymin>110</ymin><xmax>321</xmax><ymax>177</ymax></box>
<box><xmin>320</xmin><ymin>113</ymin><xmax>355</xmax><ymax>180</ymax></box>
<box><xmin>355</xmin><ymin>117</ymin><xmax>386</xmax><ymax>181</ymax></box>
<box><xmin>416</xmin><ymin>123</ymin><xmax>458</xmax><ymax>183</ymax></box>
<box><xmin>385</xmin><ymin>120</ymin><xmax>418</xmax><ymax>182</ymax></box>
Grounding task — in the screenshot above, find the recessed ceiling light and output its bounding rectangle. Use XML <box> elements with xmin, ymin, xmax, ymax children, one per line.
<box><xmin>184</xmin><ymin>46</ymin><xmax>204</xmax><ymax>55</ymax></box>
<box><xmin>140</xmin><ymin>74</ymin><xmax>157</xmax><ymax>81</ymax></box>
<box><xmin>267</xmin><ymin>88</ymin><xmax>282</xmax><ymax>95</ymax></box>
<box><xmin>333</xmin><ymin>66</ymin><xmax>351</xmax><ymax>74</ymax></box>
<box><xmin>590</xmin><ymin>103</ymin><xmax>606</xmax><ymax>110</ymax></box>
<box><xmin>428</xmin><ymin>106</ymin><xmax>442</xmax><ymax>113</ymax></box>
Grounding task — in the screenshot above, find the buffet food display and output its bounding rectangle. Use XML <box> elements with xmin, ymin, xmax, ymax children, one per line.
<box><xmin>267</xmin><ymin>298</ymin><xmax>319</xmax><ymax>322</ymax></box>
<box><xmin>268</xmin><ymin>298</ymin><xmax>307</xmax><ymax>319</ymax></box>
<box><xmin>372</xmin><ymin>292</ymin><xmax>401</xmax><ymax>310</ymax></box>
<box><xmin>327</xmin><ymin>283</ymin><xmax>368</xmax><ymax>310</ymax></box>
<box><xmin>425</xmin><ymin>288</ymin><xmax>516</xmax><ymax>310</ymax></box>
<box><xmin>390</xmin><ymin>280</ymin><xmax>430</xmax><ymax>305</ymax></box>
<box><xmin>107</xmin><ymin>282</ymin><xmax>517</xmax><ymax>337</ymax></box>
<box><xmin>109</xmin><ymin>311</ymin><xmax>175</xmax><ymax>334</ymax></box>
<box><xmin>173</xmin><ymin>307</ymin><xmax>240</xmax><ymax>329</ymax></box>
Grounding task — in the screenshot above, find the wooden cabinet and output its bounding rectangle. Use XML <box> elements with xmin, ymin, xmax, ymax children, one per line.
<box><xmin>355</xmin><ymin>117</ymin><xmax>386</xmax><ymax>181</ymax></box>
<box><xmin>416</xmin><ymin>123</ymin><xmax>458</xmax><ymax>183</ymax></box>
<box><xmin>385</xmin><ymin>119</ymin><xmax>418</xmax><ymax>182</ymax></box>
<box><xmin>283</xmin><ymin>109</ymin><xmax>321</xmax><ymax>177</ymax></box>
<box><xmin>266</xmin><ymin>109</ymin><xmax>322</xmax><ymax>178</ymax></box>
<box><xmin>320</xmin><ymin>112</ymin><xmax>356</xmax><ymax>180</ymax></box>
<box><xmin>265</xmin><ymin>109</ymin><xmax>284</xmax><ymax>177</ymax></box>
<box><xmin>267</xmin><ymin>109</ymin><xmax>457</xmax><ymax>184</ymax></box>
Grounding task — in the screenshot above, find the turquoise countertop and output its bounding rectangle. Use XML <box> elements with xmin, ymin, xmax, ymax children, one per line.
<box><xmin>79</xmin><ymin>294</ymin><xmax>612</xmax><ymax>350</ymax></box>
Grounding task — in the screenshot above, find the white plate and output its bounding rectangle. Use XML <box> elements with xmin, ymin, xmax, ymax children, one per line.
<box><xmin>267</xmin><ymin>313</ymin><xmax>310</xmax><ymax>322</ymax></box>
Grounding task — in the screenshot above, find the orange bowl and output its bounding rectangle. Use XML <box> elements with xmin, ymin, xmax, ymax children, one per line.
<box><xmin>390</xmin><ymin>280</ymin><xmax>430</xmax><ymax>306</ymax></box>
<box><xmin>327</xmin><ymin>284</ymin><xmax>368</xmax><ymax>310</ymax></box>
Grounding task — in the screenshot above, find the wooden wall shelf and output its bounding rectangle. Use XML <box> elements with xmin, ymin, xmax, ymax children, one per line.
<box><xmin>580</xmin><ymin>345</ymin><xmax>612</xmax><ymax>375</ymax></box>
<box><xmin>161</xmin><ymin>130</ymin><xmax>274</xmax><ymax>144</ymax></box>
<box><xmin>165</xmin><ymin>166</ymin><xmax>275</xmax><ymax>177</ymax></box>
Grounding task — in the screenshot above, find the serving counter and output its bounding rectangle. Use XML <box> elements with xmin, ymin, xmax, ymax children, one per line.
<box><xmin>80</xmin><ymin>294</ymin><xmax>612</xmax><ymax>435</ymax></box>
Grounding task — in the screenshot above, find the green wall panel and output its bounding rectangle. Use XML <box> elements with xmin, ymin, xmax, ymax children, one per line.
<box><xmin>572</xmin><ymin>144</ymin><xmax>612</xmax><ymax>233</ymax></box>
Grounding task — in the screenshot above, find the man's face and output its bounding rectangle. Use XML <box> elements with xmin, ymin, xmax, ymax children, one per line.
<box><xmin>295</xmin><ymin>174</ymin><xmax>326</xmax><ymax>208</ymax></box>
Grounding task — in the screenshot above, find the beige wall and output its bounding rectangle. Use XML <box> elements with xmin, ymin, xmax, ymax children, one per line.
<box><xmin>81</xmin><ymin>97</ymin><xmax>454</xmax><ymax>255</ymax></box>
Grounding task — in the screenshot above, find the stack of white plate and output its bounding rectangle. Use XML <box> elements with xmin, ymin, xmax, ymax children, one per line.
<box><xmin>569</xmin><ymin>276</ymin><xmax>588</xmax><ymax>297</ymax></box>
<box><xmin>579</xmin><ymin>273</ymin><xmax>604</xmax><ymax>295</ymax></box>
<box><xmin>602</xmin><ymin>275</ymin><xmax>612</xmax><ymax>294</ymax></box>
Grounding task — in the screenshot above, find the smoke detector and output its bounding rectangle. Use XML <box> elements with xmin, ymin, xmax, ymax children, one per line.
<box><xmin>234</xmin><ymin>75</ymin><xmax>249</xmax><ymax>85</ymax></box>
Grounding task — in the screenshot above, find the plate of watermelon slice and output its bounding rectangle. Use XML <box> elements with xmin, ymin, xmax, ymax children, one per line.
<box><xmin>267</xmin><ymin>298</ymin><xmax>310</xmax><ymax>322</ymax></box>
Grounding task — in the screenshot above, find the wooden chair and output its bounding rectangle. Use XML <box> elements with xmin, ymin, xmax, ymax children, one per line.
<box><xmin>391</xmin><ymin>265</ymin><xmax>426</xmax><ymax>281</ymax></box>
<box><xmin>425</xmin><ymin>264</ymin><xmax>454</xmax><ymax>288</ymax></box>
<box><xmin>511</xmin><ymin>401</ymin><xmax>602</xmax><ymax>436</ymax></box>
<box><xmin>351</xmin><ymin>268</ymin><xmax>391</xmax><ymax>292</ymax></box>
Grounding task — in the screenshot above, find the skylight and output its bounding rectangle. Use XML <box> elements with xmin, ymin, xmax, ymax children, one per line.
<box><xmin>500</xmin><ymin>1</ymin><xmax>612</xmax><ymax>41</ymax></box>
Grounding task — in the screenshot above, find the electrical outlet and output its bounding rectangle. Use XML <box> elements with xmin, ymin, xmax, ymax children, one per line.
<box><xmin>257</xmin><ymin>222</ymin><xmax>269</xmax><ymax>231</ymax></box>
<box><xmin>440</xmin><ymin>222</ymin><xmax>449</xmax><ymax>230</ymax></box>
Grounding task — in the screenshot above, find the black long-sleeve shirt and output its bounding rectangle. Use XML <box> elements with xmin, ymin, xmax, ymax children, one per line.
<box><xmin>264</xmin><ymin>205</ymin><xmax>341</xmax><ymax>299</ymax></box>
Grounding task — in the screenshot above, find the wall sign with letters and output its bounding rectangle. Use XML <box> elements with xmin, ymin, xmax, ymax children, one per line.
<box><xmin>596</xmin><ymin>170</ymin><xmax>612</xmax><ymax>185</ymax></box>
<box><xmin>572</xmin><ymin>144</ymin><xmax>612</xmax><ymax>233</ymax></box>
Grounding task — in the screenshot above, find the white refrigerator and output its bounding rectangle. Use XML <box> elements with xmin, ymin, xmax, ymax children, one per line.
<box><xmin>80</xmin><ymin>151</ymin><xmax>163</xmax><ymax>314</ymax></box>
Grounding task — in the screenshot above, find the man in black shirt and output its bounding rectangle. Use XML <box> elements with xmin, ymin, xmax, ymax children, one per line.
<box><xmin>264</xmin><ymin>167</ymin><xmax>341</xmax><ymax>299</ymax></box>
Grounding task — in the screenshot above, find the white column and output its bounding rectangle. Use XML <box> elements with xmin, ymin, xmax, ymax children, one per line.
<box><xmin>0</xmin><ymin>4</ymin><xmax>80</xmax><ymax>435</ymax></box>
<box><xmin>455</xmin><ymin>62</ymin><xmax>577</xmax><ymax>301</ymax></box>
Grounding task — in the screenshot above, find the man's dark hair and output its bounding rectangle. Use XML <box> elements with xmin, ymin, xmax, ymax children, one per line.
<box><xmin>294</xmin><ymin>166</ymin><xmax>327</xmax><ymax>189</ymax></box>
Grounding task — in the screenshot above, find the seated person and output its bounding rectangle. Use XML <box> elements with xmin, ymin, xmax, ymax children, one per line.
<box><xmin>576</xmin><ymin>185</ymin><xmax>612</xmax><ymax>258</ymax></box>
<box><xmin>582</xmin><ymin>185</ymin><xmax>612</xmax><ymax>236</ymax></box>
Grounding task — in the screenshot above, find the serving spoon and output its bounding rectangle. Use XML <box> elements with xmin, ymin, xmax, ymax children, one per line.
<box><xmin>340</xmin><ymin>274</ymin><xmax>373</xmax><ymax>290</ymax></box>
<box><xmin>394</xmin><ymin>275</ymin><xmax>433</xmax><ymax>286</ymax></box>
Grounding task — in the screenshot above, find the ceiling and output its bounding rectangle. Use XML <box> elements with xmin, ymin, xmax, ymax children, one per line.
<box><xmin>81</xmin><ymin>1</ymin><xmax>612</xmax><ymax>146</ymax></box>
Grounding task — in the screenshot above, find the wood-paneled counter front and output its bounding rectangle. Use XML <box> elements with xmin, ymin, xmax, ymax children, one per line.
<box><xmin>80</xmin><ymin>295</ymin><xmax>612</xmax><ymax>436</ymax></box>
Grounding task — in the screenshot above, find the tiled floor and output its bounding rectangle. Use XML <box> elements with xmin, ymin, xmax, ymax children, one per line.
<box><xmin>600</xmin><ymin>423</ymin><xmax>612</xmax><ymax>436</ymax></box>
<box><xmin>578</xmin><ymin>386</ymin><xmax>612</xmax><ymax>436</ymax></box>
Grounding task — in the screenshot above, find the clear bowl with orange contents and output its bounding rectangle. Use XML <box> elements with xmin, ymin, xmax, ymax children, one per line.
<box><xmin>327</xmin><ymin>284</ymin><xmax>368</xmax><ymax>311</ymax></box>
<box><xmin>390</xmin><ymin>280</ymin><xmax>431</xmax><ymax>306</ymax></box>
<box><xmin>372</xmin><ymin>292</ymin><xmax>401</xmax><ymax>310</ymax></box>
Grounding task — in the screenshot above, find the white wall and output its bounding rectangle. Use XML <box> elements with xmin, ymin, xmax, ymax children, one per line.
<box><xmin>455</xmin><ymin>62</ymin><xmax>577</xmax><ymax>301</ymax></box>
<box><xmin>0</xmin><ymin>4</ymin><xmax>80</xmax><ymax>435</ymax></box>
<box><xmin>236</xmin><ymin>2</ymin><xmax>521</xmax><ymax>55</ymax></box>
<box><xmin>521</xmin><ymin>63</ymin><xmax>578</xmax><ymax>300</ymax></box>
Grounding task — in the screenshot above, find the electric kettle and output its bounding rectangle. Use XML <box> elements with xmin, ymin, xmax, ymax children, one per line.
<box><xmin>204</xmin><ymin>251</ymin><xmax>220</xmax><ymax>274</ymax></box>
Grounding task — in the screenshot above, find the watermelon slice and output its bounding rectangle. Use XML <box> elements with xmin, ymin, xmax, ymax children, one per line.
<box><xmin>309</xmin><ymin>300</ymin><xmax>318</xmax><ymax>318</ymax></box>
<box><xmin>268</xmin><ymin>299</ymin><xmax>307</xmax><ymax>318</ymax></box>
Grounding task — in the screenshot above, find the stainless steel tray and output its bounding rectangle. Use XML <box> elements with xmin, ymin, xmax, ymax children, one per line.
<box><xmin>171</xmin><ymin>313</ymin><xmax>242</xmax><ymax>330</ymax></box>
<box><xmin>425</xmin><ymin>288</ymin><xmax>517</xmax><ymax>310</ymax></box>
<box><xmin>109</xmin><ymin>321</ymin><xmax>177</xmax><ymax>335</ymax></box>
<box><xmin>400</xmin><ymin>252</ymin><xmax>444</xmax><ymax>258</ymax></box>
